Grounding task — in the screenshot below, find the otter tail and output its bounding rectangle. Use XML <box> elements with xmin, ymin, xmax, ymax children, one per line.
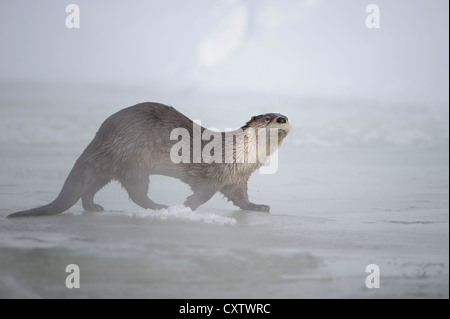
<box><xmin>7</xmin><ymin>163</ymin><xmax>95</xmax><ymax>218</ymax></box>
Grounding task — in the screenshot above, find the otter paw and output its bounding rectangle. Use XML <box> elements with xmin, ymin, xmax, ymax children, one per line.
<box><xmin>153</xmin><ymin>204</ymin><xmax>169</xmax><ymax>210</ymax></box>
<box><xmin>243</xmin><ymin>203</ymin><xmax>271</xmax><ymax>212</ymax></box>
<box><xmin>92</xmin><ymin>204</ymin><xmax>105</xmax><ymax>212</ymax></box>
<box><xmin>86</xmin><ymin>204</ymin><xmax>105</xmax><ymax>212</ymax></box>
<box><xmin>84</xmin><ymin>204</ymin><xmax>104</xmax><ymax>212</ymax></box>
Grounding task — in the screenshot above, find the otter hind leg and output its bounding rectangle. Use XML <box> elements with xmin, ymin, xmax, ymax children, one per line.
<box><xmin>220</xmin><ymin>183</ymin><xmax>271</xmax><ymax>212</ymax></box>
<box><xmin>184</xmin><ymin>187</ymin><xmax>217</xmax><ymax>211</ymax></box>
<box><xmin>122</xmin><ymin>176</ymin><xmax>168</xmax><ymax>210</ymax></box>
<box><xmin>82</xmin><ymin>178</ymin><xmax>110</xmax><ymax>212</ymax></box>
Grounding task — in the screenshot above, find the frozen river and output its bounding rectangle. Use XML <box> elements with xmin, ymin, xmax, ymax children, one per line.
<box><xmin>0</xmin><ymin>86</ymin><xmax>448</xmax><ymax>298</ymax></box>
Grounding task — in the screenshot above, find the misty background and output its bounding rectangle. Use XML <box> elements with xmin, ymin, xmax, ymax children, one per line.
<box><xmin>0</xmin><ymin>0</ymin><xmax>448</xmax><ymax>299</ymax></box>
<box><xmin>0</xmin><ymin>0</ymin><xmax>448</xmax><ymax>105</ymax></box>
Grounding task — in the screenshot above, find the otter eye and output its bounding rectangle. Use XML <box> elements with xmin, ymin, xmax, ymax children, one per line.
<box><xmin>265</xmin><ymin>117</ymin><xmax>271</xmax><ymax>122</ymax></box>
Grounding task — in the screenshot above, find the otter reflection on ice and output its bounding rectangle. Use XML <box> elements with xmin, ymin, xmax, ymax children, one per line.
<box><xmin>8</xmin><ymin>103</ymin><xmax>290</xmax><ymax>218</ymax></box>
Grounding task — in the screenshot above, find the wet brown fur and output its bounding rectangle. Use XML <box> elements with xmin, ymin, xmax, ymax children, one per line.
<box><xmin>8</xmin><ymin>103</ymin><xmax>289</xmax><ymax>218</ymax></box>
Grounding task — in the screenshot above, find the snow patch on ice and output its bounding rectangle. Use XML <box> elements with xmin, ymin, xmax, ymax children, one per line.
<box><xmin>127</xmin><ymin>206</ymin><xmax>237</xmax><ymax>226</ymax></box>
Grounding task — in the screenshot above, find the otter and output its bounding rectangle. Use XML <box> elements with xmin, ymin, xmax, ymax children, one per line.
<box><xmin>7</xmin><ymin>103</ymin><xmax>290</xmax><ymax>218</ymax></box>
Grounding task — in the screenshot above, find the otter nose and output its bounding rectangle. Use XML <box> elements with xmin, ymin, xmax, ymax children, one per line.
<box><xmin>277</xmin><ymin>117</ymin><xmax>287</xmax><ymax>124</ymax></box>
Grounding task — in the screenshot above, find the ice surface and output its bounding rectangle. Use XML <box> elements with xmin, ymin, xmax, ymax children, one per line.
<box><xmin>128</xmin><ymin>206</ymin><xmax>237</xmax><ymax>226</ymax></box>
<box><xmin>0</xmin><ymin>86</ymin><xmax>448</xmax><ymax>299</ymax></box>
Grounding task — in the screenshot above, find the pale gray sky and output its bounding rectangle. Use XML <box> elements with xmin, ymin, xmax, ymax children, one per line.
<box><xmin>0</xmin><ymin>0</ymin><xmax>448</xmax><ymax>104</ymax></box>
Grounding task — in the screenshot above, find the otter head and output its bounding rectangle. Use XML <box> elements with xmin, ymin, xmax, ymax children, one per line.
<box><xmin>241</xmin><ymin>113</ymin><xmax>290</xmax><ymax>163</ymax></box>
<box><xmin>245</xmin><ymin>113</ymin><xmax>290</xmax><ymax>141</ymax></box>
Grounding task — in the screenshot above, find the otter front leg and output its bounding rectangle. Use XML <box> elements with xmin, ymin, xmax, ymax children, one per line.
<box><xmin>220</xmin><ymin>183</ymin><xmax>271</xmax><ymax>212</ymax></box>
<box><xmin>184</xmin><ymin>188</ymin><xmax>216</xmax><ymax>211</ymax></box>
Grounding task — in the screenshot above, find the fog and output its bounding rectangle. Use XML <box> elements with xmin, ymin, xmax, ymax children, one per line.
<box><xmin>0</xmin><ymin>0</ymin><xmax>448</xmax><ymax>104</ymax></box>
<box><xmin>0</xmin><ymin>1</ymin><xmax>448</xmax><ymax>299</ymax></box>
